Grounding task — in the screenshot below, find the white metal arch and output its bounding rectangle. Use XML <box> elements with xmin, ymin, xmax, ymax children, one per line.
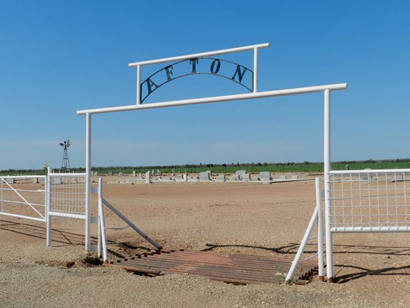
<box><xmin>76</xmin><ymin>43</ymin><xmax>347</xmax><ymax>280</ymax></box>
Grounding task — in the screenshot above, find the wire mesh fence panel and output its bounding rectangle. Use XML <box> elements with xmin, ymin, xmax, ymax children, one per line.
<box><xmin>0</xmin><ymin>176</ymin><xmax>46</xmax><ymax>222</ymax></box>
<box><xmin>329</xmin><ymin>170</ymin><xmax>410</xmax><ymax>232</ymax></box>
<box><xmin>49</xmin><ymin>173</ymin><xmax>86</xmax><ymax>219</ymax></box>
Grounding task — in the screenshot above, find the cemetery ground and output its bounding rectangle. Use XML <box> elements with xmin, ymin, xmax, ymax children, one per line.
<box><xmin>1</xmin><ymin>179</ymin><xmax>410</xmax><ymax>307</ymax></box>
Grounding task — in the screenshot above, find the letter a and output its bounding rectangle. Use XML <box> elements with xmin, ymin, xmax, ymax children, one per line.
<box><xmin>146</xmin><ymin>78</ymin><xmax>159</xmax><ymax>94</ymax></box>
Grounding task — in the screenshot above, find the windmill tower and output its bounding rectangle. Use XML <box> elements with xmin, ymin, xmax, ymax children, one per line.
<box><xmin>59</xmin><ymin>139</ymin><xmax>71</xmax><ymax>171</ymax></box>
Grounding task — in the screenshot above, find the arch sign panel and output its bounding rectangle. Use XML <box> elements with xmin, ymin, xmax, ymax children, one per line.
<box><xmin>140</xmin><ymin>57</ymin><xmax>253</xmax><ymax>102</ymax></box>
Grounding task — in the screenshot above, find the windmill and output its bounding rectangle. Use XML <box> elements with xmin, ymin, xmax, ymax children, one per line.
<box><xmin>59</xmin><ymin>139</ymin><xmax>71</xmax><ymax>171</ymax></box>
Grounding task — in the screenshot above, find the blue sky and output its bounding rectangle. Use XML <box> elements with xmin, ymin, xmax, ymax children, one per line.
<box><xmin>1</xmin><ymin>0</ymin><xmax>410</xmax><ymax>169</ymax></box>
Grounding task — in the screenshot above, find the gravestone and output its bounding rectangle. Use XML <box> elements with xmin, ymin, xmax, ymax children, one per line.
<box><xmin>175</xmin><ymin>175</ymin><xmax>184</xmax><ymax>182</ymax></box>
<box><xmin>235</xmin><ymin>170</ymin><xmax>247</xmax><ymax>180</ymax></box>
<box><xmin>145</xmin><ymin>171</ymin><xmax>151</xmax><ymax>184</ymax></box>
<box><xmin>241</xmin><ymin>173</ymin><xmax>250</xmax><ymax>182</ymax></box>
<box><xmin>259</xmin><ymin>172</ymin><xmax>271</xmax><ymax>181</ymax></box>
<box><xmin>259</xmin><ymin>171</ymin><xmax>271</xmax><ymax>184</ymax></box>
<box><xmin>215</xmin><ymin>174</ymin><xmax>225</xmax><ymax>182</ymax></box>
<box><xmin>199</xmin><ymin>171</ymin><xmax>211</xmax><ymax>182</ymax></box>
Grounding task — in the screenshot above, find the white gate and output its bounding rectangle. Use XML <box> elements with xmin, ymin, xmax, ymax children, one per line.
<box><xmin>0</xmin><ymin>171</ymin><xmax>88</xmax><ymax>248</ymax></box>
<box><xmin>325</xmin><ymin>169</ymin><xmax>410</xmax><ymax>280</ymax></box>
<box><xmin>0</xmin><ymin>175</ymin><xmax>47</xmax><ymax>223</ymax></box>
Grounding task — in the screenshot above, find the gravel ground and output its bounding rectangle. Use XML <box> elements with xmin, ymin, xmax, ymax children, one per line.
<box><xmin>0</xmin><ymin>180</ymin><xmax>409</xmax><ymax>307</ymax></box>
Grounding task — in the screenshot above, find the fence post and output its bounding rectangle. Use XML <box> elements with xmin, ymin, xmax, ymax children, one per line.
<box><xmin>46</xmin><ymin>167</ymin><xmax>52</xmax><ymax>247</ymax></box>
<box><xmin>85</xmin><ymin>113</ymin><xmax>91</xmax><ymax>251</ymax></box>
<box><xmin>98</xmin><ymin>178</ymin><xmax>108</xmax><ymax>262</ymax></box>
<box><xmin>323</xmin><ymin>89</ymin><xmax>333</xmax><ymax>282</ymax></box>
<box><xmin>316</xmin><ymin>178</ymin><xmax>324</xmax><ymax>280</ymax></box>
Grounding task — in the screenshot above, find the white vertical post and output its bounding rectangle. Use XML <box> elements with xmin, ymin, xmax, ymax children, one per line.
<box><xmin>316</xmin><ymin>177</ymin><xmax>324</xmax><ymax>279</ymax></box>
<box><xmin>97</xmin><ymin>207</ymin><xmax>101</xmax><ymax>258</ymax></box>
<box><xmin>324</xmin><ymin>89</ymin><xmax>333</xmax><ymax>281</ymax></box>
<box><xmin>85</xmin><ymin>113</ymin><xmax>91</xmax><ymax>251</ymax></box>
<box><xmin>98</xmin><ymin>178</ymin><xmax>108</xmax><ymax>262</ymax></box>
<box><xmin>136</xmin><ymin>65</ymin><xmax>141</xmax><ymax>104</ymax></box>
<box><xmin>46</xmin><ymin>167</ymin><xmax>52</xmax><ymax>247</ymax></box>
<box><xmin>253</xmin><ymin>47</ymin><xmax>258</xmax><ymax>93</ymax></box>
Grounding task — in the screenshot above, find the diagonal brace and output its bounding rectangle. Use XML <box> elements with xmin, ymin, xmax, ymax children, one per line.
<box><xmin>101</xmin><ymin>198</ymin><xmax>162</xmax><ymax>251</ymax></box>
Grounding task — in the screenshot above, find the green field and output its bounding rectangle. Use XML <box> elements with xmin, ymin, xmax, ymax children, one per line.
<box><xmin>2</xmin><ymin>159</ymin><xmax>410</xmax><ymax>176</ymax></box>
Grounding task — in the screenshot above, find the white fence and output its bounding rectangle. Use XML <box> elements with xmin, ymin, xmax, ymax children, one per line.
<box><xmin>0</xmin><ymin>171</ymin><xmax>87</xmax><ymax>247</ymax></box>
<box><xmin>0</xmin><ymin>175</ymin><xmax>47</xmax><ymax>223</ymax></box>
<box><xmin>329</xmin><ymin>169</ymin><xmax>410</xmax><ymax>232</ymax></box>
<box><xmin>325</xmin><ymin>168</ymin><xmax>410</xmax><ymax>280</ymax></box>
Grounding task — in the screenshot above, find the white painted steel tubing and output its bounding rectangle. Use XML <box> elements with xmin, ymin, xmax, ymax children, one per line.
<box><xmin>101</xmin><ymin>198</ymin><xmax>162</xmax><ymax>250</ymax></box>
<box><xmin>1</xmin><ymin>199</ymin><xmax>45</xmax><ymax>207</ymax></box>
<box><xmin>97</xmin><ymin>178</ymin><xmax>108</xmax><ymax>262</ymax></box>
<box><xmin>0</xmin><ymin>188</ymin><xmax>46</xmax><ymax>193</ymax></box>
<box><xmin>285</xmin><ymin>180</ymin><xmax>320</xmax><ymax>282</ymax></box>
<box><xmin>316</xmin><ymin>178</ymin><xmax>324</xmax><ymax>279</ymax></box>
<box><xmin>136</xmin><ymin>64</ymin><xmax>141</xmax><ymax>105</ymax></box>
<box><xmin>329</xmin><ymin>169</ymin><xmax>410</xmax><ymax>174</ymax></box>
<box><xmin>128</xmin><ymin>43</ymin><xmax>270</xmax><ymax>67</ymax></box>
<box><xmin>331</xmin><ymin>226</ymin><xmax>410</xmax><ymax>232</ymax></box>
<box><xmin>253</xmin><ymin>47</ymin><xmax>258</xmax><ymax>93</ymax></box>
<box><xmin>0</xmin><ymin>175</ymin><xmax>46</xmax><ymax>179</ymax></box>
<box><xmin>0</xmin><ymin>211</ymin><xmax>46</xmax><ymax>222</ymax></box>
<box><xmin>46</xmin><ymin>167</ymin><xmax>51</xmax><ymax>247</ymax></box>
<box><xmin>85</xmin><ymin>113</ymin><xmax>91</xmax><ymax>251</ymax></box>
<box><xmin>77</xmin><ymin>83</ymin><xmax>347</xmax><ymax>115</ymax></box>
<box><xmin>49</xmin><ymin>173</ymin><xmax>86</xmax><ymax>177</ymax></box>
<box><xmin>48</xmin><ymin>212</ymin><xmax>87</xmax><ymax>220</ymax></box>
<box><xmin>324</xmin><ymin>88</ymin><xmax>333</xmax><ymax>281</ymax></box>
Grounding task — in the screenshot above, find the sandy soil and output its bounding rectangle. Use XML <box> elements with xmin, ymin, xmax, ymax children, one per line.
<box><xmin>1</xmin><ymin>180</ymin><xmax>409</xmax><ymax>307</ymax></box>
